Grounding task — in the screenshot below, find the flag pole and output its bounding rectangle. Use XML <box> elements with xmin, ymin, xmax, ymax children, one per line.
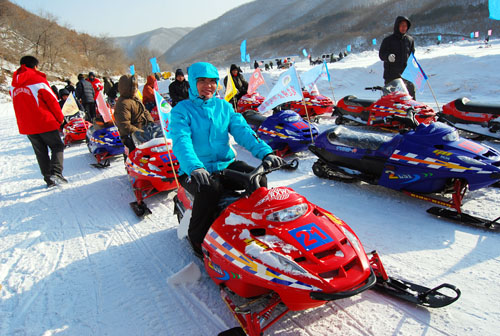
<box><xmin>294</xmin><ymin>66</ymin><xmax>315</xmax><ymax>144</ymax></box>
<box><xmin>425</xmin><ymin>79</ymin><xmax>441</xmax><ymax>113</ymax></box>
<box><xmin>165</xmin><ymin>138</ymin><xmax>180</xmax><ymax>189</ymax></box>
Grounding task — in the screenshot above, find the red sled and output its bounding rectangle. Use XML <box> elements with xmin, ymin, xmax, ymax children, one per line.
<box><xmin>441</xmin><ymin>97</ymin><xmax>500</xmax><ymax>139</ymax></box>
<box><xmin>237</xmin><ymin>93</ymin><xmax>266</xmax><ymax>113</ymax></box>
<box><xmin>126</xmin><ymin>138</ymin><xmax>179</xmax><ymax>216</ymax></box>
<box><xmin>173</xmin><ymin>164</ymin><xmax>460</xmax><ymax>336</ymax></box>
<box><xmin>335</xmin><ymin>78</ymin><xmax>436</xmax><ymax>128</ymax></box>
<box><xmin>283</xmin><ymin>89</ymin><xmax>334</xmax><ymax>120</ymax></box>
<box><xmin>63</xmin><ymin>112</ymin><xmax>92</xmax><ymax>145</ymax></box>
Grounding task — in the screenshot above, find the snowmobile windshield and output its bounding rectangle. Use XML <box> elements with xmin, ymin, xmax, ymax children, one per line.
<box><xmin>284</xmin><ymin>115</ymin><xmax>302</xmax><ymax>122</ymax></box>
<box><xmin>383</xmin><ymin>78</ymin><xmax>410</xmax><ymax>96</ymax></box>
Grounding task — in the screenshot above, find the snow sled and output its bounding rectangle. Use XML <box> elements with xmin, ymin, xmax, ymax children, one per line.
<box><xmin>86</xmin><ymin>124</ymin><xmax>125</xmax><ymax>168</ymax></box>
<box><xmin>126</xmin><ymin>123</ymin><xmax>179</xmax><ymax>216</ymax></box>
<box><xmin>440</xmin><ymin>97</ymin><xmax>500</xmax><ymax>140</ymax></box>
<box><xmin>62</xmin><ymin>111</ymin><xmax>92</xmax><ymax>145</ymax></box>
<box><xmin>335</xmin><ymin>78</ymin><xmax>437</xmax><ymax>128</ymax></box>
<box><xmin>282</xmin><ymin>89</ymin><xmax>334</xmax><ymax>121</ymax></box>
<box><xmin>237</xmin><ymin>93</ymin><xmax>266</xmax><ymax>113</ymax></box>
<box><xmin>309</xmin><ymin>119</ymin><xmax>500</xmax><ymax>230</ymax></box>
<box><xmin>173</xmin><ymin>163</ymin><xmax>461</xmax><ymax>336</ymax></box>
<box><xmin>243</xmin><ymin>108</ymin><xmax>317</xmax><ymax>160</ymax></box>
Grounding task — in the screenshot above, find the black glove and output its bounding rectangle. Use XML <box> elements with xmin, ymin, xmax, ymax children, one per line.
<box><xmin>190</xmin><ymin>168</ymin><xmax>211</xmax><ymax>191</ymax></box>
<box><xmin>262</xmin><ymin>153</ymin><xmax>285</xmax><ymax>169</ymax></box>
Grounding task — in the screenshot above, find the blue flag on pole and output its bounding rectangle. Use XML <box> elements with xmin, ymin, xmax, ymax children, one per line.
<box><xmin>240</xmin><ymin>40</ymin><xmax>247</xmax><ymax>63</ymax></box>
<box><xmin>323</xmin><ymin>60</ymin><xmax>331</xmax><ymax>82</ymax></box>
<box><xmin>258</xmin><ymin>66</ymin><xmax>303</xmax><ymax>113</ymax></box>
<box><xmin>246</xmin><ymin>53</ymin><xmax>250</xmax><ymax>63</ymax></box>
<box><xmin>300</xmin><ymin>62</ymin><xmax>329</xmax><ymax>92</ymax></box>
<box><xmin>347</xmin><ymin>45</ymin><xmax>352</xmax><ymax>52</ymax></box>
<box><xmin>401</xmin><ymin>53</ymin><xmax>428</xmax><ymax>91</ymax></box>
<box><xmin>130</xmin><ymin>65</ymin><xmax>135</xmax><ymax>75</ymax></box>
<box><xmin>302</xmin><ymin>48</ymin><xmax>308</xmax><ymax>57</ymax></box>
<box><xmin>154</xmin><ymin>90</ymin><xmax>172</xmax><ymax>141</ymax></box>
<box><xmin>372</xmin><ymin>38</ymin><xmax>377</xmax><ymax>45</ymax></box>
<box><xmin>150</xmin><ymin>57</ymin><xmax>160</xmax><ymax>73</ymax></box>
<box><xmin>490</xmin><ymin>0</ymin><xmax>500</xmax><ymax>20</ymax></box>
<box><xmin>437</xmin><ymin>35</ymin><xmax>442</xmax><ymax>41</ymax></box>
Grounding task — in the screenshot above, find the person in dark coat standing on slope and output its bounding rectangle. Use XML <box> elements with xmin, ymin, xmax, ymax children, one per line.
<box><xmin>379</xmin><ymin>16</ymin><xmax>416</xmax><ymax>99</ymax></box>
<box><xmin>223</xmin><ymin>64</ymin><xmax>248</xmax><ymax>108</ymax></box>
<box><xmin>168</xmin><ymin>69</ymin><xmax>190</xmax><ymax>107</ymax></box>
<box><xmin>75</xmin><ymin>73</ymin><xmax>96</xmax><ymax>121</ymax></box>
<box><xmin>10</xmin><ymin>56</ymin><xmax>66</xmax><ymax>187</ymax></box>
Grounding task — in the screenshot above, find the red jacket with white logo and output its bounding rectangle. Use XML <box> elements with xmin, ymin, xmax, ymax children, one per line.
<box><xmin>87</xmin><ymin>78</ymin><xmax>103</xmax><ymax>98</ymax></box>
<box><xmin>10</xmin><ymin>65</ymin><xmax>63</xmax><ymax>135</ymax></box>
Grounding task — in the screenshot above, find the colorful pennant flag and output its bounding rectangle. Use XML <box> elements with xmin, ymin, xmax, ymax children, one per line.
<box><xmin>490</xmin><ymin>0</ymin><xmax>500</xmax><ymax>20</ymax></box>
<box><xmin>61</xmin><ymin>93</ymin><xmax>80</xmax><ymax>116</ymax></box>
<box><xmin>95</xmin><ymin>90</ymin><xmax>113</xmax><ymax>122</ymax></box>
<box><xmin>488</xmin><ymin>29</ymin><xmax>493</xmax><ymax>35</ymax></box>
<box><xmin>257</xmin><ymin>66</ymin><xmax>303</xmax><ymax>113</ymax></box>
<box><xmin>154</xmin><ymin>90</ymin><xmax>172</xmax><ymax>141</ymax></box>
<box><xmin>300</xmin><ymin>62</ymin><xmax>329</xmax><ymax>93</ymax></box>
<box><xmin>347</xmin><ymin>45</ymin><xmax>352</xmax><ymax>52</ymax></box>
<box><xmin>129</xmin><ymin>65</ymin><xmax>135</xmax><ymax>75</ymax></box>
<box><xmin>246</xmin><ymin>53</ymin><xmax>250</xmax><ymax>63</ymax></box>
<box><xmin>224</xmin><ymin>69</ymin><xmax>238</xmax><ymax>102</ymax></box>
<box><xmin>372</xmin><ymin>38</ymin><xmax>377</xmax><ymax>45</ymax></box>
<box><xmin>474</xmin><ymin>31</ymin><xmax>479</xmax><ymax>38</ymax></box>
<box><xmin>302</xmin><ymin>48</ymin><xmax>308</xmax><ymax>57</ymax></box>
<box><xmin>401</xmin><ymin>53</ymin><xmax>428</xmax><ymax>91</ymax></box>
<box><xmin>248</xmin><ymin>68</ymin><xmax>265</xmax><ymax>94</ymax></box>
<box><xmin>437</xmin><ymin>35</ymin><xmax>442</xmax><ymax>41</ymax></box>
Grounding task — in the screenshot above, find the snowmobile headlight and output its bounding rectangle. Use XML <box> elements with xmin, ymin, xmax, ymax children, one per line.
<box><xmin>458</xmin><ymin>155</ymin><xmax>486</xmax><ymax>166</ymax></box>
<box><xmin>268</xmin><ymin>251</ymin><xmax>309</xmax><ymax>275</ymax></box>
<box><xmin>150</xmin><ymin>145</ymin><xmax>168</xmax><ymax>153</ymax></box>
<box><xmin>266</xmin><ymin>203</ymin><xmax>308</xmax><ymax>222</ymax></box>
<box><xmin>442</xmin><ymin>130</ymin><xmax>459</xmax><ymax>142</ymax></box>
<box><xmin>341</xmin><ymin>226</ymin><xmax>363</xmax><ymax>253</ymax></box>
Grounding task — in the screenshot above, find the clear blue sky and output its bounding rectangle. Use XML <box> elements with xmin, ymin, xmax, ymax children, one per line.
<box><xmin>10</xmin><ymin>0</ymin><xmax>255</xmax><ymax>37</ymax></box>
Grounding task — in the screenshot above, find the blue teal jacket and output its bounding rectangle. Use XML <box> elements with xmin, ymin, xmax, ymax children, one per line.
<box><xmin>170</xmin><ymin>62</ymin><xmax>272</xmax><ymax>176</ymax></box>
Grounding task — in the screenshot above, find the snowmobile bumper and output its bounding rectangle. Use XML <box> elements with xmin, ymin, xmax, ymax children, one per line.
<box><xmin>310</xmin><ymin>270</ymin><xmax>377</xmax><ymax>301</ymax></box>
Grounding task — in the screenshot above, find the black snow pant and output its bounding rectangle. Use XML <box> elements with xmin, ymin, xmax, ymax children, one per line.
<box><xmin>180</xmin><ymin>160</ymin><xmax>267</xmax><ymax>251</ymax></box>
<box><xmin>27</xmin><ymin>130</ymin><xmax>65</xmax><ymax>183</ymax></box>
<box><xmin>83</xmin><ymin>102</ymin><xmax>96</xmax><ymax>122</ymax></box>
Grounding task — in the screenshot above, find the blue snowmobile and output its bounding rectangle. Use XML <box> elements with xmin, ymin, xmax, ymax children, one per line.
<box><xmin>86</xmin><ymin>125</ymin><xmax>125</xmax><ymax>168</ymax></box>
<box><xmin>309</xmin><ymin>116</ymin><xmax>500</xmax><ymax>230</ymax></box>
<box><xmin>242</xmin><ymin>108</ymin><xmax>318</xmax><ymax>160</ymax></box>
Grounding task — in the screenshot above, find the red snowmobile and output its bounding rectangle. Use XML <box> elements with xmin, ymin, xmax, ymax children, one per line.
<box><xmin>440</xmin><ymin>97</ymin><xmax>500</xmax><ymax>140</ymax></box>
<box><xmin>237</xmin><ymin>92</ymin><xmax>266</xmax><ymax>113</ymax></box>
<box><xmin>335</xmin><ymin>78</ymin><xmax>437</xmax><ymax>128</ymax></box>
<box><xmin>126</xmin><ymin>124</ymin><xmax>179</xmax><ymax>216</ymax></box>
<box><xmin>62</xmin><ymin>111</ymin><xmax>92</xmax><ymax>145</ymax></box>
<box><xmin>283</xmin><ymin>88</ymin><xmax>334</xmax><ymax>121</ymax></box>
<box><xmin>173</xmin><ymin>162</ymin><xmax>460</xmax><ymax>336</ymax></box>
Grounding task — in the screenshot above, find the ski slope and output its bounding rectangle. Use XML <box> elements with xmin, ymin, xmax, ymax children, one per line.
<box><xmin>1</xmin><ymin>39</ymin><xmax>499</xmax><ymax>336</ymax></box>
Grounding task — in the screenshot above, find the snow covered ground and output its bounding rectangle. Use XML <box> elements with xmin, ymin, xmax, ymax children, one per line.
<box><xmin>1</xmin><ymin>39</ymin><xmax>500</xmax><ymax>336</ymax></box>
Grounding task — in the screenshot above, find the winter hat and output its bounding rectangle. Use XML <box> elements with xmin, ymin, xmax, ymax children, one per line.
<box><xmin>118</xmin><ymin>74</ymin><xmax>138</xmax><ymax>99</ymax></box>
<box><xmin>175</xmin><ymin>69</ymin><xmax>184</xmax><ymax>77</ymax></box>
<box><xmin>88</xmin><ymin>72</ymin><xmax>95</xmax><ymax>79</ymax></box>
<box><xmin>230</xmin><ymin>64</ymin><xmax>239</xmax><ymax>72</ymax></box>
<box><xmin>78</xmin><ymin>74</ymin><xmax>84</xmax><ymax>80</ymax></box>
<box><xmin>59</xmin><ymin>88</ymin><xmax>70</xmax><ymax>97</ymax></box>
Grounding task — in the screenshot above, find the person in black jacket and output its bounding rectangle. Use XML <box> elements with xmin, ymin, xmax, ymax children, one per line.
<box><xmin>75</xmin><ymin>73</ymin><xmax>97</xmax><ymax>121</ymax></box>
<box><xmin>223</xmin><ymin>64</ymin><xmax>248</xmax><ymax>109</ymax></box>
<box><xmin>379</xmin><ymin>16</ymin><xmax>416</xmax><ymax>99</ymax></box>
<box><xmin>168</xmin><ymin>69</ymin><xmax>190</xmax><ymax>107</ymax></box>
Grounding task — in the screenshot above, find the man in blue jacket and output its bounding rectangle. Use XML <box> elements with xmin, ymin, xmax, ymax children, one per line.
<box><xmin>170</xmin><ymin>62</ymin><xmax>283</xmax><ymax>255</ymax></box>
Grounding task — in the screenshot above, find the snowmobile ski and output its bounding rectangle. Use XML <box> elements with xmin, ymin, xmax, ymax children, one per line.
<box><xmin>426</xmin><ymin>207</ymin><xmax>500</xmax><ymax>231</ymax></box>
<box><xmin>129</xmin><ymin>201</ymin><xmax>152</xmax><ymax>217</ymax></box>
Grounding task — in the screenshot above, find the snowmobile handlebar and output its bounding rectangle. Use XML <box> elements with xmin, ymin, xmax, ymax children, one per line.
<box><xmin>365</xmin><ymin>86</ymin><xmax>384</xmax><ymax>92</ymax></box>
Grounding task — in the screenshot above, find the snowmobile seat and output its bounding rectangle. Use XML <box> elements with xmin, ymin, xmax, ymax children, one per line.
<box><xmin>242</xmin><ymin>110</ymin><xmax>266</xmax><ymax>127</ymax></box>
<box><xmin>328</xmin><ymin>126</ymin><xmax>396</xmax><ymax>151</ymax></box>
<box><xmin>344</xmin><ymin>95</ymin><xmax>374</xmax><ymax>108</ymax></box>
<box><xmin>455</xmin><ymin>98</ymin><xmax>500</xmax><ymax>116</ymax></box>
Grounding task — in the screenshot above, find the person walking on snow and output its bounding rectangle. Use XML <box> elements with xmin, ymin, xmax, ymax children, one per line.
<box><xmin>75</xmin><ymin>73</ymin><xmax>96</xmax><ymax>121</ymax></box>
<box><xmin>10</xmin><ymin>55</ymin><xmax>67</xmax><ymax>187</ymax></box>
<box><xmin>170</xmin><ymin>62</ymin><xmax>284</xmax><ymax>256</ymax></box>
<box><xmin>379</xmin><ymin>16</ymin><xmax>416</xmax><ymax>99</ymax></box>
<box><xmin>168</xmin><ymin>69</ymin><xmax>190</xmax><ymax>107</ymax></box>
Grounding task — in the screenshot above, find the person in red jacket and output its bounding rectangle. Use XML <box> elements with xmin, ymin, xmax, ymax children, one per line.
<box><xmin>86</xmin><ymin>72</ymin><xmax>103</xmax><ymax>97</ymax></box>
<box><xmin>10</xmin><ymin>56</ymin><xmax>67</xmax><ymax>187</ymax></box>
<box><xmin>142</xmin><ymin>75</ymin><xmax>157</xmax><ymax>112</ymax></box>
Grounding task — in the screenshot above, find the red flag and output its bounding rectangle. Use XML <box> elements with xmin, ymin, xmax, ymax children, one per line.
<box><xmin>248</xmin><ymin>68</ymin><xmax>265</xmax><ymax>94</ymax></box>
<box><xmin>95</xmin><ymin>90</ymin><xmax>112</xmax><ymax>123</ymax></box>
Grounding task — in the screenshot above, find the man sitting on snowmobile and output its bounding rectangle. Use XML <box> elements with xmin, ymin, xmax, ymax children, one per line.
<box><xmin>379</xmin><ymin>16</ymin><xmax>416</xmax><ymax>99</ymax></box>
<box><xmin>114</xmin><ymin>74</ymin><xmax>154</xmax><ymax>153</ymax></box>
<box><xmin>170</xmin><ymin>62</ymin><xmax>284</xmax><ymax>256</ymax></box>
